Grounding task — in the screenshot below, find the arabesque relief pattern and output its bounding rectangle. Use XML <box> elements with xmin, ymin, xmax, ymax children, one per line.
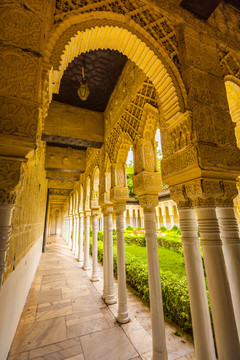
<box><xmin>3</xmin><ymin>145</ymin><xmax>48</xmax><ymax>282</ymax></box>
<box><xmin>54</xmin><ymin>0</ymin><xmax>179</xmax><ymax>69</ymax></box>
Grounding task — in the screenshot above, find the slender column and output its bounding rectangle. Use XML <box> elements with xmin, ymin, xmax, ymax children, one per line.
<box><xmin>216</xmin><ymin>205</ymin><xmax>240</xmax><ymax>335</ymax></box>
<box><xmin>114</xmin><ymin>204</ymin><xmax>129</xmax><ymax>323</ymax></box>
<box><xmin>78</xmin><ymin>213</ymin><xmax>84</xmax><ymax>262</ymax></box>
<box><xmin>91</xmin><ymin>210</ymin><xmax>99</xmax><ymax>282</ymax></box>
<box><xmin>72</xmin><ymin>216</ymin><xmax>76</xmax><ymax>253</ymax></box>
<box><xmin>83</xmin><ymin>211</ymin><xmax>91</xmax><ymax>270</ymax></box>
<box><xmin>170</xmin><ymin>214</ymin><xmax>174</xmax><ymax>228</ymax></box>
<box><xmin>75</xmin><ymin>216</ymin><xmax>79</xmax><ymax>257</ymax></box>
<box><xmin>102</xmin><ymin>211</ymin><xmax>108</xmax><ymax>299</ymax></box>
<box><xmin>196</xmin><ymin>207</ymin><xmax>240</xmax><ymax>359</ymax></box>
<box><xmin>103</xmin><ymin>206</ymin><xmax>116</xmax><ymax>304</ymax></box>
<box><xmin>0</xmin><ymin>204</ymin><xmax>14</xmax><ymax>289</ymax></box>
<box><xmin>140</xmin><ymin>196</ymin><xmax>168</xmax><ymax>360</ymax></box>
<box><xmin>141</xmin><ymin>217</ymin><xmax>144</xmax><ymax>228</ymax></box>
<box><xmin>179</xmin><ymin>208</ymin><xmax>216</xmax><ymax>360</ymax></box>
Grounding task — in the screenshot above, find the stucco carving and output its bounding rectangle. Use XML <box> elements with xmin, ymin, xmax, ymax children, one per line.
<box><xmin>0</xmin><ymin>98</ymin><xmax>39</xmax><ymax>139</ymax></box>
<box><xmin>54</xmin><ymin>0</ymin><xmax>179</xmax><ymax>69</ymax></box>
<box><xmin>0</xmin><ymin>5</ymin><xmax>43</xmax><ymax>52</ymax></box>
<box><xmin>139</xmin><ymin>195</ymin><xmax>159</xmax><ymax>213</ymax></box>
<box><xmin>0</xmin><ymin>160</ymin><xmax>22</xmax><ymax>205</ymax></box>
<box><xmin>0</xmin><ymin>45</ymin><xmax>40</xmax><ymax>101</ymax></box>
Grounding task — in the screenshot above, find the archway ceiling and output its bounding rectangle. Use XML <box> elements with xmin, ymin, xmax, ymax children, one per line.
<box><xmin>53</xmin><ymin>49</ymin><xmax>128</xmax><ymax>112</ymax></box>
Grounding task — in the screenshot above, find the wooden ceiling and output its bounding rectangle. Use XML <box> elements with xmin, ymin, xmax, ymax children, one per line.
<box><xmin>53</xmin><ymin>49</ymin><xmax>127</xmax><ymax>112</ymax></box>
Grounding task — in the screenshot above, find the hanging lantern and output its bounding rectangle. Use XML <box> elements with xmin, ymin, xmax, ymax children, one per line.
<box><xmin>77</xmin><ymin>66</ymin><xmax>90</xmax><ymax>101</ymax></box>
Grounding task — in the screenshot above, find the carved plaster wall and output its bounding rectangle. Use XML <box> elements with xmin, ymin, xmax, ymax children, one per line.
<box><xmin>3</xmin><ymin>144</ymin><xmax>47</xmax><ymax>282</ymax></box>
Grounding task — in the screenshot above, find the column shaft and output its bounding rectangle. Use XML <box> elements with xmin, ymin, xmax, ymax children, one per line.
<box><xmin>144</xmin><ymin>211</ymin><xmax>167</xmax><ymax>360</ymax></box>
<box><xmin>91</xmin><ymin>213</ymin><xmax>99</xmax><ymax>282</ymax></box>
<box><xmin>179</xmin><ymin>208</ymin><xmax>216</xmax><ymax>360</ymax></box>
<box><xmin>104</xmin><ymin>210</ymin><xmax>116</xmax><ymax>304</ymax></box>
<box><xmin>196</xmin><ymin>207</ymin><xmax>240</xmax><ymax>360</ymax></box>
<box><xmin>216</xmin><ymin>206</ymin><xmax>240</xmax><ymax>335</ymax></box>
<box><xmin>116</xmin><ymin>211</ymin><xmax>129</xmax><ymax>323</ymax></box>
<box><xmin>83</xmin><ymin>214</ymin><xmax>90</xmax><ymax>270</ymax></box>
<box><xmin>78</xmin><ymin>214</ymin><xmax>84</xmax><ymax>261</ymax></box>
<box><xmin>0</xmin><ymin>204</ymin><xmax>13</xmax><ymax>288</ymax></box>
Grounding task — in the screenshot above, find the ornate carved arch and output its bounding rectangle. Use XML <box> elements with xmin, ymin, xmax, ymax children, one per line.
<box><xmin>44</xmin><ymin>7</ymin><xmax>187</xmax><ymax>121</ymax></box>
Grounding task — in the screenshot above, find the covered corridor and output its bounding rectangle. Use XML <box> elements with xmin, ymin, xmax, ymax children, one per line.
<box><xmin>8</xmin><ymin>235</ymin><xmax>194</xmax><ymax>360</ymax></box>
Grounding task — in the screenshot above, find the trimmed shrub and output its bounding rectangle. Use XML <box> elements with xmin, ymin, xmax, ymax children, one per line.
<box><xmin>157</xmin><ymin>236</ymin><xmax>183</xmax><ymax>254</ymax></box>
<box><xmin>160</xmin><ymin>225</ymin><xmax>167</xmax><ymax>232</ymax></box>
<box><xmin>93</xmin><ymin>240</ymin><xmax>192</xmax><ymax>334</ymax></box>
<box><xmin>126</xmin><ymin>225</ymin><xmax>133</xmax><ymax>230</ymax></box>
<box><xmin>98</xmin><ymin>231</ymin><xmax>103</xmax><ymax>241</ymax></box>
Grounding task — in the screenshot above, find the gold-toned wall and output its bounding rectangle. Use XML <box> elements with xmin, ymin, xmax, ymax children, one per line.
<box><xmin>3</xmin><ymin>143</ymin><xmax>48</xmax><ymax>282</ymax></box>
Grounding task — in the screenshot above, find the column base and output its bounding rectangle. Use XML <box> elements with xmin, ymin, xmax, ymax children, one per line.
<box><xmin>105</xmin><ymin>294</ymin><xmax>117</xmax><ymax>305</ymax></box>
<box><xmin>91</xmin><ymin>275</ymin><xmax>99</xmax><ymax>282</ymax></box>
<box><xmin>77</xmin><ymin>258</ymin><xmax>83</xmax><ymax>262</ymax></box>
<box><xmin>83</xmin><ymin>265</ymin><xmax>91</xmax><ymax>271</ymax></box>
<box><xmin>117</xmin><ymin>312</ymin><xmax>129</xmax><ymax>324</ymax></box>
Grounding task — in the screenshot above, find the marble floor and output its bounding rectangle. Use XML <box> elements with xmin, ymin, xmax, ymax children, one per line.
<box><xmin>8</xmin><ymin>235</ymin><xmax>195</xmax><ymax>360</ymax></box>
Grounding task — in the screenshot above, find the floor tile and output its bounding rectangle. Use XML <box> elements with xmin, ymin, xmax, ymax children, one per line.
<box><xmin>10</xmin><ymin>317</ymin><xmax>67</xmax><ymax>354</ymax></box>
<box><xmin>8</xmin><ymin>235</ymin><xmax>195</xmax><ymax>360</ymax></box>
<box><xmin>80</xmin><ymin>326</ymin><xmax>138</xmax><ymax>360</ymax></box>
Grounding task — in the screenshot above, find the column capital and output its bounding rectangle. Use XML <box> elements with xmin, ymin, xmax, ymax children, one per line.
<box><xmin>91</xmin><ymin>209</ymin><xmax>100</xmax><ymax>217</ymax></box>
<box><xmin>113</xmin><ymin>203</ymin><xmax>126</xmax><ymax>215</ymax></box>
<box><xmin>169</xmin><ymin>184</ymin><xmax>192</xmax><ymax>209</ymax></box>
<box><xmin>139</xmin><ymin>195</ymin><xmax>159</xmax><ymax>213</ymax></box>
<box><xmin>0</xmin><ymin>159</ymin><xmax>22</xmax><ymax>205</ymax></box>
<box><xmin>102</xmin><ymin>205</ymin><xmax>114</xmax><ymax>216</ymax></box>
<box><xmin>84</xmin><ymin>210</ymin><xmax>91</xmax><ymax>217</ymax></box>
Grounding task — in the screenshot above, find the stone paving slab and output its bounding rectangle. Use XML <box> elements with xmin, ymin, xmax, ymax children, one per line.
<box><xmin>8</xmin><ymin>235</ymin><xmax>195</xmax><ymax>360</ymax></box>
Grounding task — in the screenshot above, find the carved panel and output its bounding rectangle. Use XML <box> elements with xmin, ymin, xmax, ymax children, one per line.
<box><xmin>53</xmin><ymin>0</ymin><xmax>179</xmax><ymax>69</ymax></box>
<box><xmin>0</xmin><ymin>5</ymin><xmax>43</xmax><ymax>52</ymax></box>
<box><xmin>161</xmin><ymin>145</ymin><xmax>198</xmax><ymax>178</ymax></box>
<box><xmin>0</xmin><ymin>160</ymin><xmax>22</xmax><ymax>204</ymax></box>
<box><xmin>0</xmin><ymin>46</ymin><xmax>41</xmax><ymax>101</ymax></box>
<box><xmin>0</xmin><ymin>98</ymin><xmax>39</xmax><ymax>139</ymax></box>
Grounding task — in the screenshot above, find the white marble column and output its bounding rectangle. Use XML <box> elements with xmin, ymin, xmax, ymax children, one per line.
<box><xmin>0</xmin><ymin>204</ymin><xmax>14</xmax><ymax>289</ymax></box>
<box><xmin>91</xmin><ymin>210</ymin><xmax>99</xmax><ymax>282</ymax></box>
<box><xmin>216</xmin><ymin>205</ymin><xmax>240</xmax><ymax>336</ymax></box>
<box><xmin>140</xmin><ymin>217</ymin><xmax>144</xmax><ymax>228</ymax></box>
<box><xmin>103</xmin><ymin>206</ymin><xmax>116</xmax><ymax>305</ymax></box>
<box><xmin>75</xmin><ymin>216</ymin><xmax>79</xmax><ymax>257</ymax></box>
<box><xmin>179</xmin><ymin>208</ymin><xmax>216</xmax><ymax>360</ymax></box>
<box><xmin>196</xmin><ymin>207</ymin><xmax>240</xmax><ymax>359</ymax></box>
<box><xmin>140</xmin><ymin>196</ymin><xmax>168</xmax><ymax>360</ymax></box>
<box><xmin>114</xmin><ymin>204</ymin><xmax>129</xmax><ymax>323</ymax></box>
<box><xmin>78</xmin><ymin>213</ymin><xmax>84</xmax><ymax>262</ymax></box>
<box><xmin>83</xmin><ymin>211</ymin><xmax>91</xmax><ymax>270</ymax></box>
<box><xmin>170</xmin><ymin>214</ymin><xmax>174</xmax><ymax>229</ymax></box>
<box><xmin>72</xmin><ymin>216</ymin><xmax>76</xmax><ymax>254</ymax></box>
<box><xmin>102</xmin><ymin>211</ymin><xmax>108</xmax><ymax>299</ymax></box>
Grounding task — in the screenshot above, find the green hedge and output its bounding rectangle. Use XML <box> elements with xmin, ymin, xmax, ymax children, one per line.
<box><xmin>157</xmin><ymin>235</ymin><xmax>183</xmax><ymax>254</ymax></box>
<box><xmin>91</xmin><ymin>239</ymin><xmax>192</xmax><ymax>334</ymax></box>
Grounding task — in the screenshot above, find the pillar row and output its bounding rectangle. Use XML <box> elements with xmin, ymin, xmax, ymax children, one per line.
<box><xmin>196</xmin><ymin>206</ymin><xmax>240</xmax><ymax>360</ymax></box>
<box><xmin>216</xmin><ymin>204</ymin><xmax>240</xmax><ymax>336</ymax></box>
<box><xmin>178</xmin><ymin>208</ymin><xmax>216</xmax><ymax>360</ymax></box>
